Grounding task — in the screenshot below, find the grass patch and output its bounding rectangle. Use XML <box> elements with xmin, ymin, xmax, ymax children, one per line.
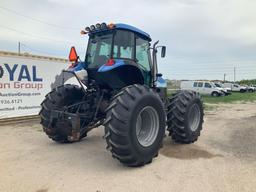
<box><xmin>167</xmin><ymin>90</ymin><xmax>256</xmax><ymax>104</ymax></box>
<box><xmin>202</xmin><ymin>92</ymin><xmax>256</xmax><ymax>104</ymax></box>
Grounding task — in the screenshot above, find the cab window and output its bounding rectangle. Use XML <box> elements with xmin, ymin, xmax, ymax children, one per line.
<box><xmin>204</xmin><ymin>83</ymin><xmax>212</xmax><ymax>88</ymax></box>
<box><xmin>113</xmin><ymin>30</ymin><xmax>134</xmax><ymax>59</ymax></box>
<box><xmin>136</xmin><ymin>37</ymin><xmax>151</xmax><ymax>71</ymax></box>
<box><xmin>86</xmin><ymin>33</ymin><xmax>112</xmax><ymax>69</ymax></box>
<box><xmin>135</xmin><ymin>36</ymin><xmax>151</xmax><ymax>86</ymax></box>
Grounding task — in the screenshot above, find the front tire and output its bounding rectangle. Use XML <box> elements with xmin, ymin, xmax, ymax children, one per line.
<box><xmin>211</xmin><ymin>91</ymin><xmax>219</xmax><ymax>97</ymax></box>
<box><xmin>104</xmin><ymin>84</ymin><xmax>165</xmax><ymax>167</ymax></box>
<box><xmin>167</xmin><ymin>90</ymin><xmax>204</xmax><ymax>144</ymax></box>
<box><xmin>39</xmin><ymin>84</ymin><xmax>87</xmax><ymax>143</ymax></box>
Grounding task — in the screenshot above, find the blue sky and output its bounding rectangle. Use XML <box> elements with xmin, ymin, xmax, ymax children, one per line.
<box><xmin>0</xmin><ymin>0</ymin><xmax>256</xmax><ymax>81</ymax></box>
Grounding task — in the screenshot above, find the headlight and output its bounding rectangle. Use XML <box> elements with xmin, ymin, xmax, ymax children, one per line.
<box><xmin>96</xmin><ymin>23</ymin><xmax>101</xmax><ymax>29</ymax></box>
<box><xmin>101</xmin><ymin>22</ymin><xmax>107</xmax><ymax>29</ymax></box>
<box><xmin>90</xmin><ymin>25</ymin><xmax>96</xmax><ymax>31</ymax></box>
<box><xmin>85</xmin><ymin>26</ymin><xmax>91</xmax><ymax>32</ymax></box>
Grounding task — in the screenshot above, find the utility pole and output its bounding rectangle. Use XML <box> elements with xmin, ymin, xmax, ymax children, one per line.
<box><xmin>18</xmin><ymin>42</ymin><xmax>21</xmax><ymax>54</ymax></box>
<box><xmin>224</xmin><ymin>73</ymin><xmax>226</xmax><ymax>83</ymax></box>
<box><xmin>233</xmin><ymin>67</ymin><xmax>236</xmax><ymax>83</ymax></box>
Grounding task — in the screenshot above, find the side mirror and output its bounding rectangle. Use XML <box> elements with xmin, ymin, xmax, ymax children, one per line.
<box><xmin>161</xmin><ymin>46</ymin><xmax>166</xmax><ymax>58</ymax></box>
<box><xmin>69</xmin><ymin>46</ymin><xmax>79</xmax><ymax>62</ymax></box>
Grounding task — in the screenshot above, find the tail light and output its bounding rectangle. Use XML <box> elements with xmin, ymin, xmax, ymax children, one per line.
<box><xmin>105</xmin><ymin>59</ymin><xmax>115</xmax><ymax>66</ymax></box>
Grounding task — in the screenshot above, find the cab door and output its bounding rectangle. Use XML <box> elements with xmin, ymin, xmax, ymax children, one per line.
<box><xmin>135</xmin><ymin>36</ymin><xmax>152</xmax><ymax>86</ymax></box>
<box><xmin>203</xmin><ymin>82</ymin><xmax>213</xmax><ymax>94</ymax></box>
<box><xmin>197</xmin><ymin>82</ymin><xmax>204</xmax><ymax>94</ymax></box>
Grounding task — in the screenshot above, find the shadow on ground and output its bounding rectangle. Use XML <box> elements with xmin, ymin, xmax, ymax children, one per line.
<box><xmin>161</xmin><ymin>138</ymin><xmax>223</xmax><ymax>160</ymax></box>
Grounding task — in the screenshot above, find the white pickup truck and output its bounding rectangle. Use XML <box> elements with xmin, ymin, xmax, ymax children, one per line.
<box><xmin>223</xmin><ymin>83</ymin><xmax>247</xmax><ymax>93</ymax></box>
<box><xmin>214</xmin><ymin>83</ymin><xmax>232</xmax><ymax>95</ymax></box>
<box><xmin>245</xmin><ymin>85</ymin><xmax>255</xmax><ymax>92</ymax></box>
<box><xmin>180</xmin><ymin>81</ymin><xmax>224</xmax><ymax>96</ymax></box>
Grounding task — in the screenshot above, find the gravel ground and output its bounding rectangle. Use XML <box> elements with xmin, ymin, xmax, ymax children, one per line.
<box><xmin>0</xmin><ymin>103</ymin><xmax>256</xmax><ymax>192</ymax></box>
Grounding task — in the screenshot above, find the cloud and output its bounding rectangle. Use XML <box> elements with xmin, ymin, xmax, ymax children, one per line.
<box><xmin>0</xmin><ymin>0</ymin><xmax>255</xmax><ymax>80</ymax></box>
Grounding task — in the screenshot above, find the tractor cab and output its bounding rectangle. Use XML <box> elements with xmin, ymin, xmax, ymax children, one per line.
<box><xmin>70</xmin><ymin>23</ymin><xmax>165</xmax><ymax>90</ymax></box>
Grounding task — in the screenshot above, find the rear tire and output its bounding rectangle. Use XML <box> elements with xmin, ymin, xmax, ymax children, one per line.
<box><xmin>39</xmin><ymin>84</ymin><xmax>87</xmax><ymax>143</ymax></box>
<box><xmin>167</xmin><ymin>90</ymin><xmax>204</xmax><ymax>144</ymax></box>
<box><xmin>104</xmin><ymin>84</ymin><xmax>165</xmax><ymax>167</ymax></box>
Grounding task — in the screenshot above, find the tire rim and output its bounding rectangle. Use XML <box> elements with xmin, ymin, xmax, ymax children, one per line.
<box><xmin>188</xmin><ymin>103</ymin><xmax>201</xmax><ymax>132</ymax></box>
<box><xmin>135</xmin><ymin>106</ymin><xmax>159</xmax><ymax>147</ymax></box>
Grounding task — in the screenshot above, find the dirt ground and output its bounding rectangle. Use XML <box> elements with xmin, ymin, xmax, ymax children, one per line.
<box><xmin>0</xmin><ymin>103</ymin><xmax>256</xmax><ymax>192</ymax></box>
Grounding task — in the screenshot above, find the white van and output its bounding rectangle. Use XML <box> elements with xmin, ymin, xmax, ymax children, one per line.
<box><xmin>223</xmin><ymin>83</ymin><xmax>247</xmax><ymax>92</ymax></box>
<box><xmin>180</xmin><ymin>81</ymin><xmax>223</xmax><ymax>96</ymax></box>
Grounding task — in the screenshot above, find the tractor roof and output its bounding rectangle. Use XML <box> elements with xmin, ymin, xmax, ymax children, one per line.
<box><xmin>86</xmin><ymin>23</ymin><xmax>151</xmax><ymax>42</ymax></box>
<box><xmin>115</xmin><ymin>23</ymin><xmax>151</xmax><ymax>41</ymax></box>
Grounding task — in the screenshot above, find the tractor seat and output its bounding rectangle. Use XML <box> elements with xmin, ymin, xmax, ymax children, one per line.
<box><xmin>93</xmin><ymin>55</ymin><xmax>108</xmax><ymax>67</ymax></box>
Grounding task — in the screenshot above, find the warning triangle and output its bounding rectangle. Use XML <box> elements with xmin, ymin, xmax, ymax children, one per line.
<box><xmin>69</xmin><ymin>46</ymin><xmax>78</xmax><ymax>62</ymax></box>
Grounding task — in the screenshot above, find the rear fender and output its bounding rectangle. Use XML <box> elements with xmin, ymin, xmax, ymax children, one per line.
<box><xmin>97</xmin><ymin>61</ymin><xmax>144</xmax><ymax>89</ymax></box>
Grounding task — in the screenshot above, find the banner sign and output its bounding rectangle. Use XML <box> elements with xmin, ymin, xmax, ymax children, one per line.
<box><xmin>0</xmin><ymin>52</ymin><xmax>69</xmax><ymax>119</ymax></box>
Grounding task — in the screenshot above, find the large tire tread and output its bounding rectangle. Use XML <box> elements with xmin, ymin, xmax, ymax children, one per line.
<box><xmin>39</xmin><ymin>84</ymin><xmax>85</xmax><ymax>143</ymax></box>
<box><xmin>167</xmin><ymin>90</ymin><xmax>204</xmax><ymax>144</ymax></box>
<box><xmin>104</xmin><ymin>84</ymin><xmax>165</xmax><ymax>167</ymax></box>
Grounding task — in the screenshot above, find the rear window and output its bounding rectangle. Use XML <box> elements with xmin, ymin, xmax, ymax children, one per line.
<box><xmin>113</xmin><ymin>30</ymin><xmax>135</xmax><ymax>59</ymax></box>
<box><xmin>86</xmin><ymin>32</ymin><xmax>113</xmax><ymax>69</ymax></box>
<box><xmin>193</xmin><ymin>82</ymin><xmax>198</xmax><ymax>87</ymax></box>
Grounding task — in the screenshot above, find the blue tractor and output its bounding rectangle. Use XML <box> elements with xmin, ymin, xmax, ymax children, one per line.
<box><xmin>40</xmin><ymin>23</ymin><xmax>204</xmax><ymax>167</ymax></box>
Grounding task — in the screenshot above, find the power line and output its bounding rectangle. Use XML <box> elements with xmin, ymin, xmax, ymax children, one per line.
<box><xmin>169</xmin><ymin>55</ymin><xmax>256</xmax><ymax>60</ymax></box>
<box><xmin>170</xmin><ymin>65</ymin><xmax>256</xmax><ymax>71</ymax></box>
<box><xmin>234</xmin><ymin>67</ymin><xmax>236</xmax><ymax>82</ymax></box>
<box><xmin>169</xmin><ymin>60</ymin><xmax>256</xmax><ymax>67</ymax></box>
<box><xmin>18</xmin><ymin>41</ymin><xmax>21</xmax><ymax>54</ymax></box>
<box><xmin>20</xmin><ymin>43</ymin><xmax>65</xmax><ymax>56</ymax></box>
<box><xmin>168</xmin><ymin>68</ymin><xmax>256</xmax><ymax>75</ymax></box>
<box><xmin>0</xmin><ymin>25</ymin><xmax>81</xmax><ymax>45</ymax></box>
<box><xmin>165</xmin><ymin>65</ymin><xmax>256</xmax><ymax>72</ymax></box>
<box><xmin>0</xmin><ymin>5</ymin><xmax>79</xmax><ymax>30</ymax></box>
<box><xmin>168</xmin><ymin>64</ymin><xmax>256</xmax><ymax>71</ymax></box>
<box><xmin>168</xmin><ymin>56</ymin><xmax>256</xmax><ymax>65</ymax></box>
<box><xmin>168</xmin><ymin>70</ymin><xmax>256</xmax><ymax>75</ymax></box>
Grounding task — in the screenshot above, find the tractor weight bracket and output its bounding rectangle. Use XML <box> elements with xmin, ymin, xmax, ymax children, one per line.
<box><xmin>67</xmin><ymin>114</ymin><xmax>81</xmax><ymax>142</ymax></box>
<box><xmin>50</xmin><ymin>109</ymin><xmax>82</xmax><ymax>142</ymax></box>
